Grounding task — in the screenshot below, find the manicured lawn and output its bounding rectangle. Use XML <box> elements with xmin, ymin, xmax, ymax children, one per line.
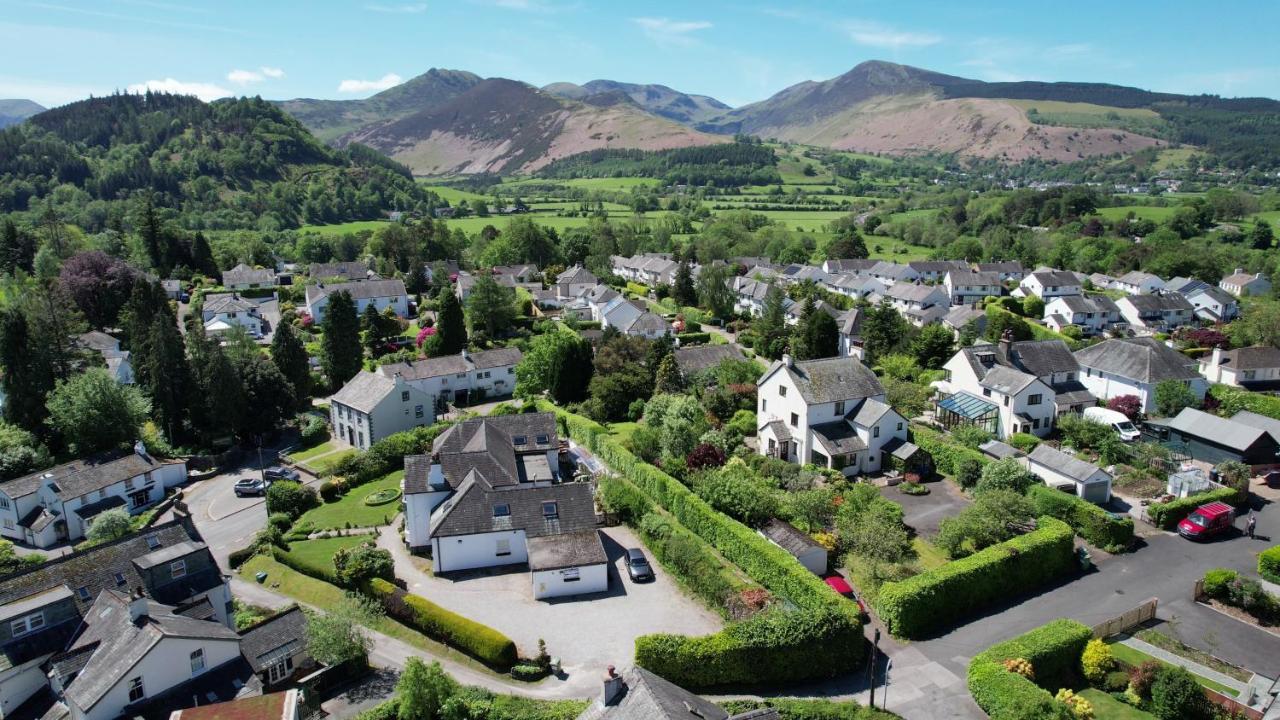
<box><xmin>1107</xmin><ymin>642</ymin><xmax>1239</xmax><ymax>697</ymax></box>
<box><xmin>912</xmin><ymin>537</ymin><xmax>950</xmax><ymax>571</ymax></box>
<box><xmin>1077</xmin><ymin>688</ymin><xmax>1153</xmax><ymax>720</ymax></box>
<box><xmin>608</xmin><ymin>422</ymin><xmax>640</xmax><ymax>445</ymax></box>
<box><xmin>304</xmin><ymin>449</ymin><xmax>357</xmax><ymax>474</ymax></box>
<box><xmin>286</xmin><ymin>440</ymin><xmax>338</xmax><ymax>464</ymax></box>
<box><xmin>277</xmin><ymin>535</ymin><xmax>372</xmax><ymax>572</ymax></box>
<box><xmin>295</xmin><ymin>471</ymin><xmax>404</xmax><ymax>530</ymax></box>
<box><xmin>238</xmin><ymin>555</ymin><xmax>492</xmax><ymax>672</ymax></box>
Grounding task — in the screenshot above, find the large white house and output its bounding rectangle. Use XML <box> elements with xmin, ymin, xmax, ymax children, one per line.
<box><xmin>329</xmin><ymin>371</ymin><xmax>435</xmax><ymax>450</ymax></box>
<box><xmin>611</xmin><ymin>254</ymin><xmax>680</xmax><ymax>286</ymax></box>
<box><xmin>402</xmin><ymin>413</ymin><xmax>608</xmax><ymax>600</ymax></box>
<box><xmin>304</xmin><ymin>279</ymin><xmax>408</xmax><ymax>325</ymax></box>
<box><xmin>599</xmin><ymin>297</ymin><xmax>671</xmax><ymax>339</ymax></box>
<box><xmin>1042</xmin><ymin>294</ymin><xmax>1122</xmax><ymax>337</ymax></box>
<box><xmin>201</xmin><ymin>293</ymin><xmax>265</xmax><ymax>339</ymax></box>
<box><xmin>1116</xmin><ymin>294</ymin><xmax>1195</xmax><ymax>333</ymax></box>
<box><xmin>974</xmin><ymin>261</ymin><xmax>1025</xmax><ymax>283</ymax></box>
<box><xmin>0</xmin><ymin>448</ymin><xmax>187</xmax><ymax>548</ymax></box>
<box><xmin>880</xmin><ymin>284</ymin><xmax>948</xmax><ymax>327</ymax></box>
<box><xmin>756</xmin><ymin>356</ymin><xmax>907</xmax><ymax>476</ymax></box>
<box><xmin>937</xmin><ymin>338</ymin><xmax>1060</xmax><ymax>439</ymax></box>
<box><xmin>1199</xmin><ymin>346</ymin><xmax>1280</xmax><ymax>390</ymax></box>
<box><xmin>1074</xmin><ymin>338</ymin><xmax>1207</xmax><ymax>414</ymax></box>
<box><xmin>1220</xmin><ymin>269</ymin><xmax>1271</xmax><ymax>298</ymax></box>
<box><xmin>944</xmin><ymin>270</ymin><xmax>1003</xmax><ymax>306</ymax></box>
<box><xmin>1019</xmin><ymin>271</ymin><xmax>1082</xmax><ymax>300</ymax></box>
<box><xmin>377</xmin><ymin>347</ymin><xmax>521</xmax><ymax>406</ymax></box>
<box><xmin>1113</xmin><ymin>271</ymin><xmax>1165</xmax><ymax>296</ymax></box>
<box><xmin>556</xmin><ymin>265</ymin><xmax>598</xmax><ymax>299</ymax></box>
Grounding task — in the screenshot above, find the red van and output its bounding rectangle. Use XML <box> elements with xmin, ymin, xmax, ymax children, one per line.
<box><xmin>1177</xmin><ymin>501</ymin><xmax>1235</xmax><ymax>540</ymax></box>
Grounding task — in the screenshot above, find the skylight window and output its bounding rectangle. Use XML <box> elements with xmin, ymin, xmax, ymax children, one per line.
<box><xmin>493</xmin><ymin>504</ymin><xmax>510</xmax><ymax>518</ymax></box>
<box><xmin>542</xmin><ymin>501</ymin><xmax>558</xmax><ymax>519</ymax></box>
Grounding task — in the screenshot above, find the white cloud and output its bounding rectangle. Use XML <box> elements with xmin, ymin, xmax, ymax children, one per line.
<box><xmin>365</xmin><ymin>3</ymin><xmax>428</xmax><ymax>13</ymax></box>
<box><xmin>841</xmin><ymin>19</ymin><xmax>940</xmax><ymax>49</ymax></box>
<box><xmin>126</xmin><ymin>78</ymin><xmax>231</xmax><ymax>101</ymax></box>
<box><xmin>337</xmin><ymin>73</ymin><xmax>404</xmax><ymax>93</ymax></box>
<box><xmin>226</xmin><ymin>66</ymin><xmax>286</xmax><ymax>85</ymax></box>
<box><xmin>631</xmin><ymin>17</ymin><xmax>712</xmax><ymax>47</ymax></box>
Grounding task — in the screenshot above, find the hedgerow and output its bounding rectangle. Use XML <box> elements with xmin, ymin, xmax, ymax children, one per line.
<box><xmin>877</xmin><ymin>517</ymin><xmax>1076</xmax><ymax>639</ymax></box>
<box><xmin>365</xmin><ymin>578</ymin><xmax>518</xmax><ymax>670</ymax></box>
<box><xmin>966</xmin><ymin>619</ymin><xmax>1093</xmax><ymax>720</ymax></box>
<box><xmin>1146</xmin><ymin>487</ymin><xmax>1243</xmax><ymax>529</ymax></box>
<box><xmin>1027</xmin><ymin>485</ymin><xmax>1133</xmax><ymax>552</ymax></box>
<box><xmin>1259</xmin><ymin>545</ymin><xmax>1280</xmax><ymax>584</ymax></box>
<box><xmin>911</xmin><ymin>425</ymin><xmax>990</xmax><ymax>477</ymax></box>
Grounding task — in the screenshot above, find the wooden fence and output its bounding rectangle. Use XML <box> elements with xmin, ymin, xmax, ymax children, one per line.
<box><xmin>1091</xmin><ymin>597</ymin><xmax>1159</xmax><ymax>638</ymax></box>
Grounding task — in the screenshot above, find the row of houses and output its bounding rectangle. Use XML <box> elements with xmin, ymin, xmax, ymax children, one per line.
<box><xmin>0</xmin><ymin>515</ymin><xmax>314</xmax><ymax>720</ymax></box>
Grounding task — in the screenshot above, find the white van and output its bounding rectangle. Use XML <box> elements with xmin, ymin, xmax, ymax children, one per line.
<box><xmin>1083</xmin><ymin>406</ymin><xmax>1141</xmax><ymax>442</ymax></box>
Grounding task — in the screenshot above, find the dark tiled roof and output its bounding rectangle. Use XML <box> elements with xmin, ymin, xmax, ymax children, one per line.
<box><xmin>75</xmin><ymin>331</ymin><xmax>119</xmax><ymax>353</ymax></box>
<box><xmin>1217</xmin><ymin>346</ymin><xmax>1280</xmax><ymax>370</ymax></box>
<box><xmin>976</xmin><ymin>261</ymin><xmax>1023</xmax><ymax>273</ymax></box>
<box><xmin>1166</xmin><ymin>409</ymin><xmax>1271</xmax><ymax>451</ymax></box>
<box><xmin>527</xmin><ymin>530</ymin><xmax>607</xmax><ymax>571</ymax></box>
<box><xmin>430</xmin><ymin>478</ymin><xmax>598</xmax><ymax>540</ymax></box>
<box><xmin>810</xmin><ymin>421</ymin><xmax>867</xmax><ymax>455</ymax></box>
<box><xmin>1027</xmin><ymin>445</ymin><xmax>1106</xmax><ymax>483</ymax></box>
<box><xmin>909</xmin><ymin>260</ymin><xmax>968</xmax><ymax>273</ymax></box>
<box><xmin>238</xmin><ymin>605</ymin><xmax>308</xmax><ymax>672</ymax></box>
<box><xmin>330</xmin><ymin>371</ymin><xmax>399</xmax><ymax>413</ymax></box>
<box><xmin>1121</xmin><ymin>294</ymin><xmax>1192</xmax><ymax>312</ymax></box>
<box><xmin>759</xmin><ymin>420</ymin><xmax>791</xmax><ymax>442</ymax></box>
<box><xmin>377</xmin><ymin>347</ymin><xmax>522</xmax><ymax>380</ymax></box>
<box><xmin>222</xmin><ymin>264</ymin><xmax>276</xmax><ymax>286</ymax></box>
<box><xmin>1003</xmin><ymin>340</ymin><xmax>1080</xmax><ymax>377</ymax></box>
<box><xmin>1027</xmin><ymin>271</ymin><xmax>1080</xmax><ymax>287</ymax></box>
<box><xmin>767</xmin><ymin>356</ymin><xmax>884</xmax><ymax>404</ymax></box>
<box><xmin>759</xmin><ymin>518</ymin><xmax>823</xmax><ymax>558</ymax></box>
<box><xmin>1074</xmin><ymin>338</ymin><xmax>1198</xmax><ymax>383</ymax></box>
<box><xmin>578</xmin><ymin>666</ymin><xmax>730</xmax><ymax>720</ymax></box>
<box><xmin>672</xmin><ymin>345</ymin><xmax>745</xmax><ymax>375</ymax></box>
<box><xmin>306</xmin><ymin>279</ymin><xmax>406</xmax><ymax>305</ymax></box>
<box><xmin>0</xmin><ymin>521</ymin><xmax>221</xmax><ymax>615</ymax></box>
<box><xmin>433</xmin><ymin>413</ymin><xmax>558</xmax><ymax>490</ymax></box>
<box><xmin>2</xmin><ymin>452</ymin><xmax>183</xmax><ymax>501</ymax></box>
<box><xmin>1231</xmin><ymin>411</ymin><xmax>1280</xmax><ymax>444</ymax></box>
<box><xmin>979</xmin><ymin>440</ymin><xmax>1024</xmax><ymax>460</ymax></box>
<box><xmin>73</xmin><ymin>494</ymin><xmax>127</xmax><ymax>519</ymax></box>
<box><xmin>307</xmin><ymin>261</ymin><xmax>370</xmax><ymax>280</ymax></box>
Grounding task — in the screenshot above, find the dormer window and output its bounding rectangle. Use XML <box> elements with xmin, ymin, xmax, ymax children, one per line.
<box><xmin>542</xmin><ymin>501</ymin><xmax>558</xmax><ymax>519</ymax></box>
<box><xmin>170</xmin><ymin>559</ymin><xmax>186</xmax><ymax>578</ymax></box>
<box><xmin>535</xmin><ymin>434</ymin><xmax>549</xmax><ymax>444</ymax></box>
<box><xmin>513</xmin><ymin>436</ymin><xmax>527</xmax><ymax>446</ymax></box>
<box><xmin>10</xmin><ymin>612</ymin><xmax>44</xmax><ymax>637</ymax></box>
<box><xmin>493</xmin><ymin>504</ymin><xmax>510</xmax><ymax>518</ymax></box>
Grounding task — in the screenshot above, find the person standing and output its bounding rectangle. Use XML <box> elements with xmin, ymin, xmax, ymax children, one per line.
<box><xmin>1247</xmin><ymin>514</ymin><xmax>1257</xmax><ymax>540</ymax></box>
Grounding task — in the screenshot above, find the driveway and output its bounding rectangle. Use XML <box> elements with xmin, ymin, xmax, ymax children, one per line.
<box><xmin>880</xmin><ymin>480</ymin><xmax>971</xmax><ymax>538</ymax></box>
<box><xmin>376</xmin><ymin>523</ymin><xmax>722</xmax><ymax>676</ymax></box>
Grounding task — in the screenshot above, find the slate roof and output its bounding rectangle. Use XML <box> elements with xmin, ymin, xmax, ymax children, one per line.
<box><xmin>909</xmin><ymin>260</ymin><xmax>969</xmax><ymax>274</ymax></box>
<box><xmin>979</xmin><ymin>365</ymin><xmax>1038</xmax><ymax>395</ymax></box>
<box><xmin>672</xmin><ymin>344</ymin><xmax>745</xmax><ymax>376</ymax></box>
<box><xmin>1117</xmin><ymin>271</ymin><xmax>1162</xmax><ymax>286</ymax></box>
<box><xmin>577</xmin><ymin>666</ymin><xmax>731</xmax><ymax>720</ymax></box>
<box><xmin>204</xmin><ymin>295</ymin><xmax>259</xmax><ymax>316</ymax></box>
<box><xmin>946</xmin><ymin>270</ymin><xmax>1002</xmax><ymax>287</ymax></box>
<box><xmin>1120</xmin><ymin>294</ymin><xmax>1192</xmax><ymax>314</ymax></box>
<box><xmin>429</xmin><ymin>477</ymin><xmax>598</xmax><ymax>540</ymax></box>
<box><xmin>329</xmin><ymin>371</ymin><xmax>397</xmax><ymax>414</ymax></box>
<box><xmin>759</xmin><ymin>420</ymin><xmax>791</xmax><ymax>442</ymax></box>
<box><xmin>886</xmin><ymin>283</ymin><xmax>944</xmax><ymax>304</ymax></box>
<box><xmin>838</xmin><ymin>308</ymin><xmax>863</xmax><ymax>337</ymax></box>
<box><xmin>377</xmin><ymin>347</ymin><xmax>522</xmax><ymax>381</ymax></box>
<box><xmin>765</xmin><ymin>356</ymin><xmax>884</xmax><ymax>404</ymax></box>
<box><xmin>557</xmin><ymin>265</ymin><xmax>597</xmax><ymax>284</ymax></box>
<box><xmin>73</xmin><ymin>494</ymin><xmax>127</xmax><ymax>520</ymax></box>
<box><xmin>850</xmin><ymin>398</ymin><xmax>894</xmax><ymax>426</ymax></box>
<box><xmin>222</xmin><ymin>264</ymin><xmax>275</xmax><ymax>287</ymax></box>
<box><xmin>433</xmin><ymin>413</ymin><xmax>558</xmax><ymax>489</ymax></box>
<box><xmin>1073</xmin><ymin>338</ymin><xmax>1198</xmax><ymax>383</ymax></box>
<box><xmin>1222</xmin><ymin>271</ymin><xmax>1266</xmax><ymax>287</ymax></box>
<box><xmin>810</xmin><ymin>422</ymin><xmax>868</xmax><ymax>455</ymax></box>
<box><xmin>1001</xmin><ymin>340</ymin><xmax>1080</xmax><ymax>377</ymax></box>
<box><xmin>943</xmin><ymin>305</ymin><xmax>986</xmax><ymax>330</ymax></box>
<box><xmin>1166</xmin><ymin>408</ymin><xmax>1271</xmax><ymax>451</ymax></box>
<box><xmin>625</xmin><ymin>312</ymin><xmax>672</xmax><ymax>336</ymax></box>
<box><xmin>1214</xmin><ymin>346</ymin><xmax>1280</xmax><ymax>370</ymax></box>
<box><xmin>1</xmin><ymin>451</ymin><xmax>183</xmax><ymax>501</ymax></box>
<box><xmin>527</xmin><ymin>530</ymin><xmax>608</xmax><ymax>571</ymax></box>
<box><xmin>307</xmin><ymin>261</ymin><xmax>371</xmax><ymax>281</ymax></box>
<box><xmin>0</xmin><ymin>521</ymin><xmax>222</xmax><ymax>617</ymax></box>
<box><xmin>1026</xmin><ymin>271</ymin><xmax>1080</xmax><ymax>287</ymax></box>
<box><xmin>305</xmin><ymin>278</ymin><xmax>407</xmax><ymax>305</ymax></box>
<box><xmin>869</xmin><ymin>261</ymin><xmax>916</xmax><ymax>280</ymax></box>
<box><xmin>75</xmin><ymin>331</ymin><xmax>120</xmax><ymax>353</ymax></box>
<box><xmin>1027</xmin><ymin>445</ymin><xmax>1107</xmax><ymax>483</ymax></box>
<box><xmin>979</xmin><ymin>440</ymin><xmax>1024</xmax><ymax>460</ymax></box>
<box><xmin>825</xmin><ymin>259</ymin><xmax>878</xmax><ymax>273</ymax></box>
<box><xmin>1052</xmin><ymin>294</ymin><xmax>1120</xmax><ymax>314</ymax></box>
<box><xmin>238</xmin><ymin>605</ymin><xmax>308</xmax><ymax>673</ymax></box>
<box><xmin>976</xmin><ymin>261</ymin><xmax>1023</xmax><ymax>274</ymax></box>
<box><xmin>64</xmin><ymin>590</ymin><xmax>239</xmax><ymax>711</ymax></box>
<box><xmin>759</xmin><ymin>518</ymin><xmax>823</xmax><ymax>557</ymax></box>
<box><xmin>402</xmin><ymin>455</ymin><xmax>445</xmax><ymax>495</ymax></box>
<box><xmin>1165</xmin><ymin>277</ymin><xmax>1209</xmax><ymax>295</ymax></box>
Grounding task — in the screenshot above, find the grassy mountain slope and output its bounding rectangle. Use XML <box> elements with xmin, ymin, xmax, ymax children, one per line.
<box><xmin>543</xmin><ymin>79</ymin><xmax>730</xmax><ymax>124</ymax></box>
<box><xmin>0</xmin><ymin>92</ymin><xmax>438</xmax><ymax>230</ymax></box>
<box><xmin>339</xmin><ymin>79</ymin><xmax>723</xmax><ymax>176</ymax></box>
<box><xmin>697</xmin><ymin>60</ymin><xmax>1280</xmax><ymax>166</ymax></box>
<box><xmin>275</xmin><ymin>68</ymin><xmax>482</xmax><ymax>142</ymax></box>
<box><xmin>0</xmin><ymin>99</ymin><xmax>45</xmax><ymax>129</ymax></box>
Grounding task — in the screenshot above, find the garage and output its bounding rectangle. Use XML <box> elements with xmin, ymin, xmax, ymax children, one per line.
<box><xmin>528</xmin><ymin>530</ymin><xmax>609</xmax><ymax>600</ymax></box>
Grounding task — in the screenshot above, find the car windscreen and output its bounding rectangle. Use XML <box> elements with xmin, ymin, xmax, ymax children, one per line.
<box><xmin>1116</xmin><ymin>422</ymin><xmax>1136</xmax><ymax>432</ymax></box>
<box><xmin>1187</xmin><ymin>514</ymin><xmax>1208</xmax><ymax>527</ymax></box>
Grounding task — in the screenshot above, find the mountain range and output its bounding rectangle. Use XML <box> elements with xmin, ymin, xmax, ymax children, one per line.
<box><xmin>0</xmin><ymin>99</ymin><xmax>45</xmax><ymax>129</ymax></box>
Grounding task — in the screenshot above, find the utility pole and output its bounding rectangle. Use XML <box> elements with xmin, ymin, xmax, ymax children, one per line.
<box><xmin>868</xmin><ymin>628</ymin><xmax>881</xmax><ymax>709</ymax></box>
<box><xmin>256</xmin><ymin>435</ymin><xmax>266</xmax><ymax>484</ymax></box>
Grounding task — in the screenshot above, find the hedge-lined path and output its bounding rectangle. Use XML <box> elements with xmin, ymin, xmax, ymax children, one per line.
<box><xmin>373</xmin><ymin>522</ymin><xmax>723</xmax><ymax>688</ymax></box>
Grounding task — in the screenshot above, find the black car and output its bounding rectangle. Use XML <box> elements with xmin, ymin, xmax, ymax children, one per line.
<box><xmin>264</xmin><ymin>466</ymin><xmax>300</xmax><ymax>482</ymax></box>
<box><xmin>626</xmin><ymin>548</ymin><xmax>653</xmax><ymax>582</ymax></box>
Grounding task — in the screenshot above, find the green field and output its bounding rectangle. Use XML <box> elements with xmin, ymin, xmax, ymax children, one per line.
<box><xmin>1094</xmin><ymin>206</ymin><xmax>1179</xmax><ymax>223</ymax></box>
<box><xmin>421</xmin><ymin>185</ymin><xmax>493</xmax><ymax>203</ymax></box>
<box><xmin>296</xmin><ymin>470</ymin><xmax>404</xmax><ymax>529</ymax></box>
<box><xmin>298</xmin><ymin>220</ymin><xmax>389</xmax><ymax>236</ymax></box>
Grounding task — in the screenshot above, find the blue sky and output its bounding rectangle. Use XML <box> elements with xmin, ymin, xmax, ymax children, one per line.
<box><xmin>2</xmin><ymin>0</ymin><xmax>1278</xmax><ymax>109</ymax></box>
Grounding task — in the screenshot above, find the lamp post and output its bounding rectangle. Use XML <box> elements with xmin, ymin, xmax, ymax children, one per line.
<box><xmin>255</xmin><ymin>435</ymin><xmax>266</xmax><ymax>485</ymax></box>
<box><xmin>868</xmin><ymin>627</ymin><xmax>881</xmax><ymax>709</ymax></box>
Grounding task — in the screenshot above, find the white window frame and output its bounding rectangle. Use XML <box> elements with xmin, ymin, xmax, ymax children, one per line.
<box><xmin>10</xmin><ymin>612</ymin><xmax>44</xmax><ymax>637</ymax></box>
<box><xmin>495</xmin><ymin>538</ymin><xmax>511</xmax><ymax>557</ymax></box>
<box><xmin>267</xmin><ymin>657</ymin><xmax>293</xmax><ymax>684</ymax></box>
<box><xmin>170</xmin><ymin>559</ymin><xmax>187</xmax><ymax>579</ymax></box>
<box><xmin>128</xmin><ymin>677</ymin><xmax>145</xmax><ymax>702</ymax></box>
<box><xmin>562</xmin><ymin>567</ymin><xmax>580</xmax><ymax>582</ymax></box>
<box><xmin>190</xmin><ymin>648</ymin><xmax>206</xmax><ymax>674</ymax></box>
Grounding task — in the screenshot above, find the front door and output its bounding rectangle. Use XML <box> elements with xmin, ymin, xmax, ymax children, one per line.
<box><xmin>129</xmin><ymin>490</ymin><xmax>149</xmax><ymax>509</ymax></box>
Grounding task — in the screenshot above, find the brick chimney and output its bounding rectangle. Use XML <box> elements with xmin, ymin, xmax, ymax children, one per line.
<box><xmin>602</xmin><ymin>665</ymin><xmax>625</xmax><ymax>706</ymax></box>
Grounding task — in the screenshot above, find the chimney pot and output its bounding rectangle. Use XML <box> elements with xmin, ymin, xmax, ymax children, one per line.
<box><xmin>602</xmin><ymin>666</ymin><xmax>625</xmax><ymax>706</ymax></box>
<box><xmin>781</xmin><ymin>353</ymin><xmax>792</xmax><ymax>368</ymax></box>
<box><xmin>128</xmin><ymin>588</ymin><xmax>148</xmax><ymax>622</ymax></box>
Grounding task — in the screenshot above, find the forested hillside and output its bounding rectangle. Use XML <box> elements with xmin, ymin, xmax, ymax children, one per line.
<box><xmin>537</xmin><ymin>140</ymin><xmax>781</xmax><ymax>186</ymax></box>
<box><xmin>0</xmin><ymin>92</ymin><xmax>440</xmax><ymax>232</ymax></box>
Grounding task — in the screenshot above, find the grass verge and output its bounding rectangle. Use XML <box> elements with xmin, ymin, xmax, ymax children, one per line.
<box><xmin>1107</xmin><ymin>641</ymin><xmax>1239</xmax><ymax>696</ymax></box>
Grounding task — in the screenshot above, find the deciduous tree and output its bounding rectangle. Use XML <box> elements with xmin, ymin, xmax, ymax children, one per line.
<box><xmin>46</xmin><ymin>368</ymin><xmax>150</xmax><ymax>454</ymax></box>
<box><xmin>465</xmin><ymin>275</ymin><xmax>516</xmax><ymax>340</ymax></box>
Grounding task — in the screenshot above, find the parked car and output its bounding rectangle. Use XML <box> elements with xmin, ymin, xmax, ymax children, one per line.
<box><xmin>625</xmin><ymin>548</ymin><xmax>653</xmax><ymax>582</ymax></box>
<box><xmin>823</xmin><ymin>575</ymin><xmax>868</xmax><ymax>616</ymax></box>
<box><xmin>264</xmin><ymin>466</ymin><xmax>300</xmax><ymax>482</ymax></box>
<box><xmin>1083</xmin><ymin>407</ymin><xmax>1141</xmax><ymax>442</ymax></box>
<box><xmin>234</xmin><ymin>478</ymin><xmax>269</xmax><ymax>497</ymax></box>
<box><xmin>1178</xmin><ymin>501</ymin><xmax>1235</xmax><ymax>541</ymax></box>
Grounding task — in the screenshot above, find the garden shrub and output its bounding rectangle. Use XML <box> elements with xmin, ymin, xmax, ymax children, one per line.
<box><xmin>319</xmin><ymin>481</ymin><xmax>340</xmax><ymax>502</ymax></box>
<box><xmin>1008</xmin><ymin>433</ymin><xmax>1042</xmax><ymax>453</ymax></box>
<box><xmin>267</xmin><ymin>512</ymin><xmax>294</xmax><ymax>533</ymax></box>
<box><xmin>1080</xmin><ymin>639</ymin><xmax>1114</xmax><ymax>685</ymax></box>
<box><xmin>326</xmin><ymin>422</ymin><xmax>454</xmax><ymax>487</ymax></box>
<box><xmin>636</xmin><ymin>508</ymin><xmax>750</xmax><ymax>614</ymax></box>
<box><xmin>228</xmin><ymin>546</ymin><xmax>257</xmax><ymax>569</ymax></box>
<box><xmin>597</xmin><ymin>476</ymin><xmax>653</xmax><ymax>522</ymax></box>
<box><xmin>879</xmin><ymin>517</ymin><xmax>1075</xmax><ymax>638</ymax></box>
<box><xmin>510</xmin><ymin>662</ymin><xmax>549</xmax><ymax>682</ymax></box>
<box><xmin>1202</xmin><ymin>568</ymin><xmax>1237</xmax><ymax>598</ymax></box>
<box><xmin>366</xmin><ymin>578</ymin><xmax>517</xmax><ymax>669</ymax></box>
<box><xmin>265</xmin><ymin>481</ymin><xmax>319</xmax><ymax>519</ymax></box>
<box><xmin>300</xmin><ymin>414</ymin><xmax>330</xmax><ymax>446</ymax></box>
<box><xmin>911</xmin><ymin>426</ymin><xmax>990</xmax><ymax>480</ymax></box>
<box><xmin>1027</xmin><ymin>485</ymin><xmax>1134</xmax><ymax>552</ymax></box>
<box><xmin>1150</xmin><ymin>666</ymin><xmax>1211</xmax><ymax>720</ymax></box>
<box><xmin>333</xmin><ymin>544</ymin><xmax>395</xmax><ymax>587</ymax></box>
<box><xmin>1146</xmin><ymin>487</ymin><xmax>1243</xmax><ymax>530</ymax></box>
<box><xmin>720</xmin><ymin>698</ymin><xmax>898</xmax><ymax>720</ymax></box>
<box><xmin>966</xmin><ymin>619</ymin><xmax>1092</xmax><ymax>720</ymax></box>
<box><xmin>1259</xmin><ymin>545</ymin><xmax>1280</xmax><ymax>584</ymax></box>
<box><xmin>675</xmin><ymin>332</ymin><xmax>711</xmax><ymax>345</ymax></box>
<box><xmin>1054</xmin><ymin>689</ymin><xmax>1093</xmax><ymax>720</ymax></box>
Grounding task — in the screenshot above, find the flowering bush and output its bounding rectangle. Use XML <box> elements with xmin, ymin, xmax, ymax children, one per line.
<box><xmin>1002</xmin><ymin>657</ymin><xmax>1035</xmax><ymax>680</ymax></box>
<box><xmin>1106</xmin><ymin>395</ymin><xmax>1143</xmax><ymax>420</ymax></box>
<box><xmin>1055</xmin><ymin>689</ymin><xmax>1094</xmax><ymax>720</ymax></box>
<box><xmin>415</xmin><ymin>325</ymin><xmax>436</xmax><ymax>348</ymax></box>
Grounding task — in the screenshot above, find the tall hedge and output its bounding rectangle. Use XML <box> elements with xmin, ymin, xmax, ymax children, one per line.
<box><xmin>911</xmin><ymin>425</ymin><xmax>990</xmax><ymax>476</ymax></box>
<box><xmin>325</xmin><ymin>421</ymin><xmax>453</xmax><ymax>486</ymax></box>
<box><xmin>878</xmin><ymin>517</ymin><xmax>1076</xmax><ymax>639</ymax></box>
<box><xmin>365</xmin><ymin>578</ymin><xmax>518</xmax><ymax>670</ymax></box>
<box><xmin>1146</xmin><ymin>487</ymin><xmax>1244</xmax><ymax>530</ymax></box>
<box><xmin>967</xmin><ymin>619</ymin><xmax>1092</xmax><ymax>720</ymax></box>
<box><xmin>543</xmin><ymin>402</ymin><xmax>865</xmax><ymax>686</ymax></box>
<box><xmin>1027</xmin><ymin>485</ymin><xmax>1134</xmax><ymax>552</ymax></box>
<box><xmin>1259</xmin><ymin>546</ymin><xmax>1280</xmax><ymax>584</ymax></box>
